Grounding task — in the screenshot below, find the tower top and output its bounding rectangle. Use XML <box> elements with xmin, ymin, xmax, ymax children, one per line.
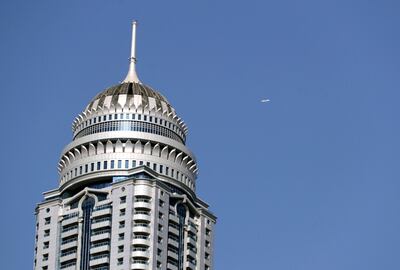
<box><xmin>123</xmin><ymin>20</ymin><xmax>141</xmax><ymax>83</ymax></box>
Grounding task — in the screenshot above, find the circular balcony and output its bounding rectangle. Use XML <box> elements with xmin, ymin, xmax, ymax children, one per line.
<box><xmin>134</xmin><ymin>201</ymin><xmax>152</xmax><ymax>210</ymax></box>
<box><xmin>132</xmin><ymin>237</ymin><xmax>150</xmax><ymax>246</ymax></box>
<box><xmin>133</xmin><ymin>225</ymin><xmax>151</xmax><ymax>234</ymax></box>
<box><xmin>132</xmin><ymin>250</ymin><xmax>150</xmax><ymax>258</ymax></box>
<box><xmin>133</xmin><ymin>213</ymin><xmax>151</xmax><ymax>222</ymax></box>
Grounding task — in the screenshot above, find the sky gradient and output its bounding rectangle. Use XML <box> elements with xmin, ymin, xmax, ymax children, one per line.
<box><xmin>0</xmin><ymin>0</ymin><xmax>399</xmax><ymax>269</ymax></box>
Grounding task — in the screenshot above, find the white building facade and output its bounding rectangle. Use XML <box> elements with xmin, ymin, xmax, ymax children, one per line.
<box><xmin>33</xmin><ymin>22</ymin><xmax>216</xmax><ymax>270</ymax></box>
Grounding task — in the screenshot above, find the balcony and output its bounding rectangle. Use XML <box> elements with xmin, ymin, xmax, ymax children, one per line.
<box><xmin>91</xmin><ymin>220</ymin><xmax>112</xmax><ymax>230</ymax></box>
<box><xmin>169</xmin><ymin>215</ymin><xmax>179</xmax><ymax>224</ymax></box>
<box><xmin>60</xmin><ymin>263</ymin><xmax>76</xmax><ymax>270</ymax></box>
<box><xmin>168</xmin><ymin>226</ymin><xmax>179</xmax><ymax>236</ymax></box>
<box><xmin>133</xmin><ymin>213</ymin><xmax>151</xmax><ymax>222</ymax></box>
<box><xmin>132</xmin><ymin>224</ymin><xmax>151</xmax><ymax>234</ymax></box>
<box><xmin>131</xmin><ymin>260</ymin><xmax>148</xmax><ymax>270</ymax></box>
<box><xmin>132</xmin><ymin>249</ymin><xmax>150</xmax><ymax>258</ymax></box>
<box><xmin>187</xmin><ymin>223</ymin><xmax>198</xmax><ymax>234</ymax></box>
<box><xmin>89</xmin><ymin>255</ymin><xmax>109</xmax><ymax>267</ymax></box>
<box><xmin>186</xmin><ymin>248</ymin><xmax>197</xmax><ymax>259</ymax></box>
<box><xmin>186</xmin><ymin>236</ymin><xmax>196</xmax><ymax>247</ymax></box>
<box><xmin>167</xmin><ymin>262</ymin><xmax>178</xmax><ymax>270</ymax></box>
<box><xmin>62</xmin><ymin>215</ymin><xmax>79</xmax><ymax>227</ymax></box>
<box><xmin>61</xmin><ymin>227</ymin><xmax>79</xmax><ymax>239</ymax></box>
<box><xmin>167</xmin><ymin>250</ymin><xmax>178</xmax><ymax>261</ymax></box>
<box><xmin>132</xmin><ymin>237</ymin><xmax>150</xmax><ymax>246</ymax></box>
<box><xmin>134</xmin><ymin>201</ymin><xmax>152</xmax><ymax>210</ymax></box>
<box><xmin>60</xmin><ymin>239</ymin><xmax>78</xmax><ymax>250</ymax></box>
<box><xmin>90</xmin><ymin>232</ymin><xmax>111</xmax><ymax>242</ymax></box>
<box><xmin>168</xmin><ymin>238</ymin><xmax>179</xmax><ymax>248</ymax></box>
<box><xmin>90</xmin><ymin>244</ymin><xmax>110</xmax><ymax>254</ymax></box>
<box><xmin>59</xmin><ymin>252</ymin><xmax>77</xmax><ymax>263</ymax></box>
<box><xmin>92</xmin><ymin>207</ymin><xmax>112</xmax><ymax>217</ymax></box>
<box><xmin>185</xmin><ymin>260</ymin><xmax>196</xmax><ymax>269</ymax></box>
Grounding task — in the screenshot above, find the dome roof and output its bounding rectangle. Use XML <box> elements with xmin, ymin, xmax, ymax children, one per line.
<box><xmin>85</xmin><ymin>82</ymin><xmax>173</xmax><ymax>112</ymax></box>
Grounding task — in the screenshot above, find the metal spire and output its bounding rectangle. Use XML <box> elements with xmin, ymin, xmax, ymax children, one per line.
<box><xmin>123</xmin><ymin>20</ymin><xmax>141</xmax><ymax>83</ymax></box>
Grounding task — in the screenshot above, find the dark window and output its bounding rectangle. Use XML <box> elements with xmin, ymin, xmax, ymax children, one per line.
<box><xmin>103</xmin><ymin>161</ymin><xmax>108</xmax><ymax>169</ymax></box>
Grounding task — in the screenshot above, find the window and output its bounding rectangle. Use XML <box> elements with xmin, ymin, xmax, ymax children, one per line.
<box><xmin>138</xmin><ymin>114</ymin><xmax>141</xmax><ymax>120</ymax></box>
<box><xmin>85</xmin><ymin>164</ymin><xmax>88</xmax><ymax>173</ymax></box>
<box><xmin>74</xmin><ymin>168</ymin><xmax>77</xmax><ymax>176</ymax></box>
<box><xmin>111</xmin><ymin>160</ymin><xmax>115</xmax><ymax>169</ymax></box>
<box><xmin>158</xmin><ymin>224</ymin><xmax>163</xmax><ymax>231</ymax></box>
<box><xmin>93</xmin><ymin>118</ymin><xmax>96</xmax><ymax>124</ymax></box>
<box><xmin>119</xmin><ymin>221</ymin><xmax>125</xmax><ymax>228</ymax></box>
<box><xmin>139</xmin><ymin>161</ymin><xmax>143</xmax><ymax>165</ymax></box>
<box><xmin>44</xmin><ymin>217</ymin><xmax>51</xmax><ymax>225</ymax></box>
<box><xmin>125</xmin><ymin>113</ymin><xmax>130</xmax><ymax>119</ymax></box>
<box><xmin>118</xmin><ymin>233</ymin><xmax>124</xmax><ymax>240</ymax></box>
<box><xmin>146</xmin><ymin>162</ymin><xmax>150</xmax><ymax>167</ymax></box>
<box><xmin>144</xmin><ymin>115</ymin><xmax>147</xmax><ymax>121</ymax></box>
<box><xmin>153</xmin><ymin>163</ymin><xmax>157</xmax><ymax>171</ymax></box>
<box><xmin>206</xmin><ymin>228</ymin><xmax>211</xmax><ymax>236</ymax></box>
<box><xmin>114</xmin><ymin>114</ymin><xmax>118</xmax><ymax>119</ymax></box>
<box><xmin>120</xmin><ymin>196</ymin><xmax>126</xmax><ymax>204</ymax></box>
<box><xmin>125</xmin><ymin>160</ymin><xmax>129</xmax><ymax>168</ymax></box>
<box><xmin>166</xmin><ymin>167</ymin><xmax>169</xmax><ymax>175</ymax></box>
<box><xmin>158</xmin><ymin>236</ymin><xmax>162</xmax><ymax>244</ymax></box>
<box><xmin>98</xmin><ymin>116</ymin><xmax>101</xmax><ymax>122</ymax></box>
<box><xmin>205</xmin><ymin>240</ymin><xmax>210</xmax><ymax>247</ymax></box>
<box><xmin>159</xmin><ymin>119</ymin><xmax>163</xmax><ymax>125</ymax></box>
<box><xmin>103</xmin><ymin>161</ymin><xmax>108</xmax><ymax>169</ymax></box>
<box><xmin>155</xmin><ymin>117</ymin><xmax>158</xmax><ymax>123</ymax></box>
<box><xmin>79</xmin><ymin>166</ymin><xmax>82</xmax><ymax>175</ymax></box>
<box><xmin>44</xmin><ymin>229</ymin><xmax>50</xmax><ymax>237</ymax></box>
<box><xmin>159</xmin><ymin>200</ymin><xmax>164</xmax><ymax>207</ymax></box>
<box><xmin>120</xmin><ymin>113</ymin><xmax>124</xmax><ymax>119</ymax></box>
<box><xmin>159</xmin><ymin>165</ymin><xmax>163</xmax><ymax>174</ymax></box>
<box><xmin>157</xmin><ymin>248</ymin><xmax>162</xmax><ymax>256</ymax></box>
<box><xmin>132</xmin><ymin>160</ymin><xmax>136</xmax><ymax>168</ymax></box>
<box><xmin>118</xmin><ymin>160</ymin><xmax>122</xmax><ymax>168</ymax></box>
<box><xmin>149</xmin><ymin>116</ymin><xmax>153</xmax><ymax>122</ymax></box>
<box><xmin>43</xmin><ymin>241</ymin><xmax>49</xmax><ymax>249</ymax></box>
<box><xmin>117</xmin><ymin>257</ymin><xmax>123</xmax><ymax>265</ymax></box>
<box><xmin>103</xmin><ymin>115</ymin><xmax>107</xmax><ymax>121</ymax></box>
<box><xmin>91</xmin><ymin>163</ymin><xmax>94</xmax><ymax>171</ymax></box>
<box><xmin>171</xmin><ymin>169</ymin><xmax>174</xmax><ymax>177</ymax></box>
<box><xmin>159</xmin><ymin>212</ymin><xmax>164</xmax><ymax>220</ymax></box>
<box><xmin>118</xmin><ymin>245</ymin><xmax>124</xmax><ymax>253</ymax></box>
<box><xmin>97</xmin><ymin>162</ymin><xmax>101</xmax><ymax>170</ymax></box>
<box><xmin>132</xmin><ymin>114</ymin><xmax>135</xmax><ymax>119</ymax></box>
<box><xmin>42</xmin><ymin>254</ymin><xmax>48</xmax><ymax>261</ymax></box>
<box><xmin>119</xmin><ymin>209</ymin><xmax>126</xmax><ymax>216</ymax></box>
<box><xmin>108</xmin><ymin>115</ymin><xmax>112</xmax><ymax>120</ymax></box>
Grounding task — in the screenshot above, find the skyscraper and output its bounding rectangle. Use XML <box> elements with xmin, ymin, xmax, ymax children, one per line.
<box><xmin>33</xmin><ymin>21</ymin><xmax>216</xmax><ymax>270</ymax></box>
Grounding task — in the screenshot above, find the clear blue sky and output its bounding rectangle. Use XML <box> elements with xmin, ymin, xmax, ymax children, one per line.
<box><xmin>1</xmin><ymin>0</ymin><xmax>399</xmax><ymax>269</ymax></box>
